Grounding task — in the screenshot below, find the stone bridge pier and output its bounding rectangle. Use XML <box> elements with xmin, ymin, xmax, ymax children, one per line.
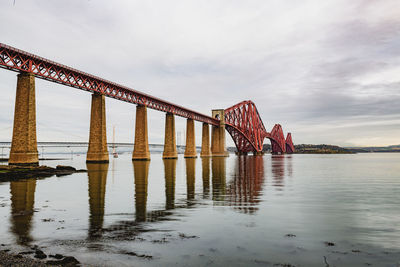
<box><xmin>7</xmin><ymin>71</ymin><xmax>228</xmax><ymax>165</ymax></box>
<box><xmin>9</xmin><ymin>73</ymin><xmax>38</xmax><ymax>166</ymax></box>
<box><xmin>86</xmin><ymin>93</ymin><xmax>109</xmax><ymax>163</ymax></box>
<box><xmin>211</xmin><ymin>109</ymin><xmax>229</xmax><ymax>157</ymax></box>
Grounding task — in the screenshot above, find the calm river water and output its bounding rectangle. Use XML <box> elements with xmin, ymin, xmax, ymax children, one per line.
<box><xmin>0</xmin><ymin>153</ymin><xmax>399</xmax><ymax>266</ymax></box>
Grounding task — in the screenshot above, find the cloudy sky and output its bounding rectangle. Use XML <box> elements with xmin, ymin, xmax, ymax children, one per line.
<box><xmin>0</xmin><ymin>0</ymin><xmax>399</xmax><ymax>147</ymax></box>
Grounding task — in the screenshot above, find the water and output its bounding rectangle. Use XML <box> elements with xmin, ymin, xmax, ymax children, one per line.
<box><xmin>0</xmin><ymin>153</ymin><xmax>399</xmax><ymax>266</ymax></box>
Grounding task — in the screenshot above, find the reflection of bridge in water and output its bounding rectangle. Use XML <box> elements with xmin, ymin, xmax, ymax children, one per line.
<box><xmin>104</xmin><ymin>156</ymin><xmax>291</xmax><ymax>236</ymax></box>
<box><xmin>225</xmin><ymin>156</ymin><xmax>265</xmax><ymax>214</ymax></box>
<box><xmin>7</xmin><ymin>156</ymin><xmax>292</xmax><ymax>243</ymax></box>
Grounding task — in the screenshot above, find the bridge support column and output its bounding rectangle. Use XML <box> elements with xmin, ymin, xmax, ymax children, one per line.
<box><xmin>132</xmin><ymin>105</ymin><xmax>150</xmax><ymax>161</ymax></box>
<box><xmin>9</xmin><ymin>73</ymin><xmax>39</xmax><ymax>166</ymax></box>
<box><xmin>163</xmin><ymin>113</ymin><xmax>178</xmax><ymax>159</ymax></box>
<box><xmin>211</xmin><ymin>109</ymin><xmax>229</xmax><ymax>157</ymax></box>
<box><xmin>200</xmin><ymin>123</ymin><xmax>211</xmax><ymax>157</ymax></box>
<box><xmin>184</xmin><ymin>118</ymin><xmax>197</xmax><ymax>158</ymax></box>
<box><xmin>87</xmin><ymin>93</ymin><xmax>109</xmax><ymax>163</ymax></box>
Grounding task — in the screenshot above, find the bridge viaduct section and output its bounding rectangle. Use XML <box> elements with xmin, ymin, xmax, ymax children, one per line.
<box><xmin>0</xmin><ymin>43</ymin><xmax>229</xmax><ymax>165</ymax></box>
<box><xmin>0</xmin><ymin>43</ymin><xmax>294</xmax><ymax>165</ymax></box>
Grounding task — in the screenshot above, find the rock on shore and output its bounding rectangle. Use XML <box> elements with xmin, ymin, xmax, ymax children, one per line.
<box><xmin>0</xmin><ymin>165</ymin><xmax>86</xmax><ymax>181</ymax></box>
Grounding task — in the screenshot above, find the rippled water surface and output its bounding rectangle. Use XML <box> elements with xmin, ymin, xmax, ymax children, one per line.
<box><xmin>0</xmin><ymin>153</ymin><xmax>399</xmax><ymax>266</ymax></box>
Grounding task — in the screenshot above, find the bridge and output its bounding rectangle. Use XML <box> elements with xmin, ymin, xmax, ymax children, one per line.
<box><xmin>0</xmin><ymin>43</ymin><xmax>294</xmax><ymax>165</ymax></box>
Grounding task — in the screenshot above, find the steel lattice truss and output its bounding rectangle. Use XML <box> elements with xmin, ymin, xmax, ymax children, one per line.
<box><xmin>224</xmin><ymin>101</ymin><xmax>294</xmax><ymax>154</ymax></box>
<box><xmin>270</xmin><ymin>124</ymin><xmax>286</xmax><ymax>154</ymax></box>
<box><xmin>0</xmin><ymin>43</ymin><xmax>219</xmax><ymax>125</ymax></box>
<box><xmin>285</xmin><ymin>133</ymin><xmax>295</xmax><ymax>153</ymax></box>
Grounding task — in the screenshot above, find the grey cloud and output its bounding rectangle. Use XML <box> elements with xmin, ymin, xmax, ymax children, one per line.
<box><xmin>0</xmin><ymin>0</ymin><xmax>399</xmax><ymax>147</ymax></box>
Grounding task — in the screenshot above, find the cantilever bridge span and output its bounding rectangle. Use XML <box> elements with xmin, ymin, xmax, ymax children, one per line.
<box><xmin>0</xmin><ymin>43</ymin><xmax>294</xmax><ymax>165</ymax></box>
<box><xmin>224</xmin><ymin>101</ymin><xmax>294</xmax><ymax>154</ymax></box>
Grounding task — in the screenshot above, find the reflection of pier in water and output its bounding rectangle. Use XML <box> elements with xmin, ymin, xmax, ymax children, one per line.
<box><xmin>201</xmin><ymin>158</ymin><xmax>210</xmax><ymax>198</ymax></box>
<box><xmin>87</xmin><ymin>163</ymin><xmax>109</xmax><ymax>239</ymax></box>
<box><xmin>185</xmin><ymin>158</ymin><xmax>196</xmax><ymax>205</ymax></box>
<box><xmin>133</xmin><ymin>161</ymin><xmax>149</xmax><ymax>222</ymax></box>
<box><xmin>211</xmin><ymin>157</ymin><xmax>226</xmax><ymax>201</ymax></box>
<box><xmin>272</xmin><ymin>155</ymin><xmax>285</xmax><ymax>189</ymax></box>
<box><xmin>9</xmin><ymin>179</ymin><xmax>36</xmax><ymax>246</ymax></box>
<box><xmin>164</xmin><ymin>159</ymin><xmax>176</xmax><ymax>210</ymax></box>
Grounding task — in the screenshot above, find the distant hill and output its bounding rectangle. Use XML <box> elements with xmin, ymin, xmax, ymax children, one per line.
<box><xmin>345</xmin><ymin>145</ymin><xmax>400</xmax><ymax>153</ymax></box>
<box><xmin>228</xmin><ymin>144</ymin><xmax>353</xmax><ymax>154</ymax></box>
<box><xmin>227</xmin><ymin>144</ymin><xmax>400</xmax><ymax>154</ymax></box>
<box><xmin>294</xmin><ymin>144</ymin><xmax>352</xmax><ymax>154</ymax></box>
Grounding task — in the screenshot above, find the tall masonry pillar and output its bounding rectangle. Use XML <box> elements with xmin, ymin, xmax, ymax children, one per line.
<box><xmin>132</xmin><ymin>105</ymin><xmax>150</xmax><ymax>160</ymax></box>
<box><xmin>184</xmin><ymin>118</ymin><xmax>197</xmax><ymax>158</ymax></box>
<box><xmin>9</xmin><ymin>73</ymin><xmax>39</xmax><ymax>166</ymax></box>
<box><xmin>211</xmin><ymin>109</ymin><xmax>229</xmax><ymax>157</ymax></box>
<box><xmin>86</xmin><ymin>93</ymin><xmax>109</xmax><ymax>163</ymax></box>
<box><xmin>200</xmin><ymin>123</ymin><xmax>211</xmax><ymax>157</ymax></box>
<box><xmin>162</xmin><ymin>113</ymin><xmax>178</xmax><ymax>159</ymax></box>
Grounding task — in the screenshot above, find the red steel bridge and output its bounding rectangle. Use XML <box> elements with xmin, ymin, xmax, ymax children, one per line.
<box><xmin>0</xmin><ymin>43</ymin><xmax>294</xmax><ymax>157</ymax></box>
<box><xmin>225</xmin><ymin>101</ymin><xmax>294</xmax><ymax>154</ymax></box>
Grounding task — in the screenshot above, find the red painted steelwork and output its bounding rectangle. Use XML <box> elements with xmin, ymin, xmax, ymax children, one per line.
<box><xmin>0</xmin><ymin>43</ymin><xmax>219</xmax><ymax>125</ymax></box>
<box><xmin>270</xmin><ymin>124</ymin><xmax>286</xmax><ymax>154</ymax></box>
<box><xmin>224</xmin><ymin>100</ymin><xmax>292</xmax><ymax>154</ymax></box>
<box><xmin>225</xmin><ymin>101</ymin><xmax>267</xmax><ymax>153</ymax></box>
<box><xmin>285</xmin><ymin>133</ymin><xmax>295</xmax><ymax>153</ymax></box>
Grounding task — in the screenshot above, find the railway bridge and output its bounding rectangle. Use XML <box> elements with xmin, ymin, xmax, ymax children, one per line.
<box><xmin>0</xmin><ymin>43</ymin><xmax>294</xmax><ymax>165</ymax></box>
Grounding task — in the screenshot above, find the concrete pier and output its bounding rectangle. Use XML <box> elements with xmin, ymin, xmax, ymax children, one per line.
<box><xmin>184</xmin><ymin>118</ymin><xmax>197</xmax><ymax>158</ymax></box>
<box><xmin>132</xmin><ymin>105</ymin><xmax>150</xmax><ymax>161</ymax></box>
<box><xmin>87</xmin><ymin>94</ymin><xmax>109</xmax><ymax>163</ymax></box>
<box><xmin>9</xmin><ymin>73</ymin><xmax>38</xmax><ymax>166</ymax></box>
<box><xmin>211</xmin><ymin>109</ymin><xmax>229</xmax><ymax>157</ymax></box>
<box><xmin>162</xmin><ymin>113</ymin><xmax>178</xmax><ymax>159</ymax></box>
<box><xmin>200</xmin><ymin>123</ymin><xmax>211</xmax><ymax>157</ymax></box>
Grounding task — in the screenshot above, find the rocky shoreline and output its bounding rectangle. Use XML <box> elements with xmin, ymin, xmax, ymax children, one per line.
<box><xmin>0</xmin><ymin>249</ymin><xmax>80</xmax><ymax>266</ymax></box>
<box><xmin>0</xmin><ymin>250</ymin><xmax>48</xmax><ymax>266</ymax></box>
<box><xmin>0</xmin><ymin>165</ymin><xmax>86</xmax><ymax>181</ymax></box>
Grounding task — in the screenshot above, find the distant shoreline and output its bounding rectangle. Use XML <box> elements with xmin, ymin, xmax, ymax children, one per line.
<box><xmin>1</xmin><ymin>142</ymin><xmax>399</xmax><ymax>156</ymax></box>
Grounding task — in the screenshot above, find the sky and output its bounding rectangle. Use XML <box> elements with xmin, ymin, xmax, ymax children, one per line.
<box><xmin>0</xmin><ymin>0</ymin><xmax>399</xmax><ymax>147</ymax></box>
